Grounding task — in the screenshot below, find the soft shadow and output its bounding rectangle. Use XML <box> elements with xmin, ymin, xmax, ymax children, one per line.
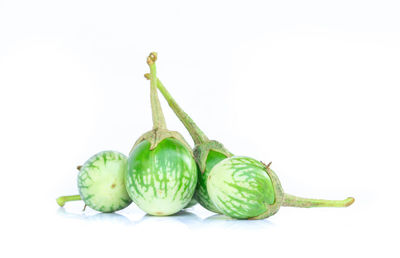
<box><xmin>136</xmin><ymin>210</ymin><xmax>202</xmax><ymax>229</ymax></box>
<box><xmin>57</xmin><ymin>207</ymin><xmax>273</xmax><ymax>230</ymax></box>
<box><xmin>57</xmin><ymin>207</ymin><xmax>203</xmax><ymax>228</ymax></box>
<box><xmin>203</xmin><ymin>214</ymin><xmax>275</xmax><ymax>230</ymax></box>
<box><xmin>57</xmin><ymin>207</ymin><xmax>132</xmax><ymax>225</ymax></box>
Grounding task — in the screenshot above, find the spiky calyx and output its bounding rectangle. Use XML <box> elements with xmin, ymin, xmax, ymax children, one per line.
<box><xmin>130</xmin><ymin>128</ymin><xmax>192</xmax><ymax>153</ymax></box>
<box><xmin>193</xmin><ymin>140</ymin><xmax>233</xmax><ymax>173</ymax></box>
<box><xmin>249</xmin><ymin>162</ymin><xmax>284</xmax><ymax>219</ymax></box>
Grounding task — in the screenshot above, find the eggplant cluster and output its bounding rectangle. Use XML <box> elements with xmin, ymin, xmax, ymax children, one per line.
<box><xmin>57</xmin><ymin>53</ymin><xmax>354</xmax><ymax>219</ymax></box>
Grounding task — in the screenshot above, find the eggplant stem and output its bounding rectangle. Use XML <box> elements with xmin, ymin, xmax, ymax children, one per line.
<box><xmin>56</xmin><ymin>195</ymin><xmax>82</xmax><ymax>207</ymax></box>
<box><xmin>282</xmin><ymin>194</ymin><xmax>355</xmax><ymax>208</ymax></box>
<box><xmin>144</xmin><ymin>73</ymin><xmax>209</xmax><ymax>145</ymax></box>
<box><xmin>147</xmin><ymin>53</ymin><xmax>167</xmax><ymax>130</ymax></box>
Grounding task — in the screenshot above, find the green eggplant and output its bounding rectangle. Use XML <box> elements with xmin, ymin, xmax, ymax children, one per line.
<box><xmin>56</xmin><ymin>151</ymin><xmax>132</xmax><ymax>213</ymax></box>
<box><xmin>126</xmin><ymin>53</ymin><xmax>197</xmax><ymax>216</ymax></box>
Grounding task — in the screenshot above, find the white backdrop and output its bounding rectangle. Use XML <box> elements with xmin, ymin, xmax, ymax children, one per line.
<box><xmin>0</xmin><ymin>1</ymin><xmax>399</xmax><ymax>257</ymax></box>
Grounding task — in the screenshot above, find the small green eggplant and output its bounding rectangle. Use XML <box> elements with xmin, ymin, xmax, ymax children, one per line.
<box><xmin>56</xmin><ymin>151</ymin><xmax>132</xmax><ymax>213</ymax></box>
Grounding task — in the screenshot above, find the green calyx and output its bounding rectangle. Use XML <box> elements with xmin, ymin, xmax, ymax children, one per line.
<box><xmin>248</xmin><ymin>162</ymin><xmax>284</xmax><ymax>219</ymax></box>
<box><xmin>131</xmin><ymin>128</ymin><xmax>191</xmax><ymax>153</ymax></box>
<box><xmin>193</xmin><ymin>140</ymin><xmax>232</xmax><ymax>173</ymax></box>
<box><xmin>144</xmin><ymin>74</ymin><xmax>233</xmax><ymax>172</ymax></box>
<box><xmin>131</xmin><ymin>53</ymin><xmax>192</xmax><ymax>153</ymax></box>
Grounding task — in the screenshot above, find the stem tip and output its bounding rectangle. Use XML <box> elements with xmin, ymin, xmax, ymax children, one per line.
<box><xmin>147</xmin><ymin>52</ymin><xmax>158</xmax><ymax>65</ymax></box>
<box><xmin>56</xmin><ymin>195</ymin><xmax>81</xmax><ymax>207</ymax></box>
<box><xmin>344</xmin><ymin>197</ymin><xmax>355</xmax><ymax>207</ymax></box>
<box><xmin>56</xmin><ymin>197</ymin><xmax>66</xmax><ymax>207</ymax></box>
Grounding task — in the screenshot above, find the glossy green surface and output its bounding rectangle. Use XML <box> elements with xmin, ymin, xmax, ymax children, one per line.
<box><xmin>194</xmin><ymin>150</ymin><xmax>227</xmax><ymax>213</ymax></box>
<box><xmin>207</xmin><ymin>156</ymin><xmax>275</xmax><ymax>219</ymax></box>
<box><xmin>78</xmin><ymin>151</ymin><xmax>132</xmax><ymax>213</ymax></box>
<box><xmin>126</xmin><ymin>138</ymin><xmax>197</xmax><ymax>216</ymax></box>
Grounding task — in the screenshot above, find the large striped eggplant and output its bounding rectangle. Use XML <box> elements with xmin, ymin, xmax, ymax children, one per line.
<box><xmin>144</xmin><ymin>74</ymin><xmax>231</xmax><ymax>213</ymax></box>
<box><xmin>126</xmin><ymin>53</ymin><xmax>197</xmax><ymax>216</ymax></box>
<box><xmin>56</xmin><ymin>151</ymin><xmax>132</xmax><ymax>213</ymax></box>
<box><xmin>150</xmin><ymin>75</ymin><xmax>355</xmax><ymax>219</ymax></box>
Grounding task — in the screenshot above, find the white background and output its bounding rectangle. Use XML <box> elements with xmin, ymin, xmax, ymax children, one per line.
<box><xmin>0</xmin><ymin>0</ymin><xmax>399</xmax><ymax>257</ymax></box>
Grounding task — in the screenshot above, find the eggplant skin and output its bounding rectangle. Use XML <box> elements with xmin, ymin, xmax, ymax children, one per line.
<box><xmin>194</xmin><ymin>150</ymin><xmax>227</xmax><ymax>213</ymax></box>
<box><xmin>126</xmin><ymin>138</ymin><xmax>197</xmax><ymax>216</ymax></box>
<box><xmin>207</xmin><ymin>156</ymin><xmax>275</xmax><ymax>219</ymax></box>
<box><xmin>78</xmin><ymin>151</ymin><xmax>132</xmax><ymax>213</ymax></box>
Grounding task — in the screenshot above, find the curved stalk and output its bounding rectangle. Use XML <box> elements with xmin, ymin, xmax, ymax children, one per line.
<box><xmin>56</xmin><ymin>195</ymin><xmax>81</xmax><ymax>207</ymax></box>
<box><xmin>147</xmin><ymin>53</ymin><xmax>167</xmax><ymax>130</ymax></box>
<box><xmin>282</xmin><ymin>194</ymin><xmax>354</xmax><ymax>208</ymax></box>
<box><xmin>144</xmin><ymin>74</ymin><xmax>209</xmax><ymax>145</ymax></box>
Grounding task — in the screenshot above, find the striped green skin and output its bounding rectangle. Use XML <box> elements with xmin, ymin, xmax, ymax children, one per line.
<box><xmin>78</xmin><ymin>151</ymin><xmax>132</xmax><ymax>213</ymax></box>
<box><xmin>194</xmin><ymin>150</ymin><xmax>227</xmax><ymax>213</ymax></box>
<box><xmin>207</xmin><ymin>156</ymin><xmax>275</xmax><ymax>219</ymax></box>
<box><xmin>126</xmin><ymin>138</ymin><xmax>197</xmax><ymax>216</ymax></box>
